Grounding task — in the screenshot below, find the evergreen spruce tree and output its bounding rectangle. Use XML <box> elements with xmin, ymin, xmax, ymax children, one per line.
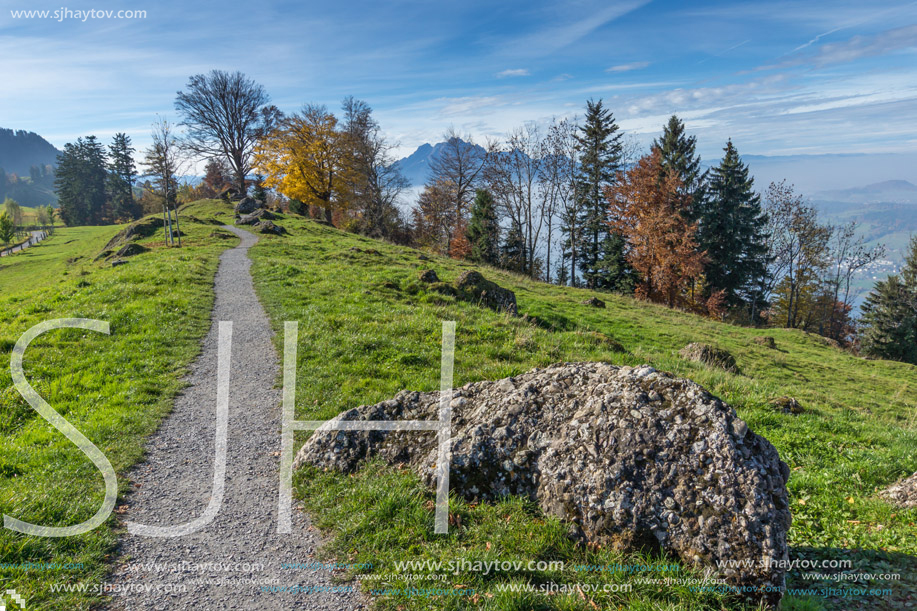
<box><xmin>55</xmin><ymin>136</ymin><xmax>108</xmax><ymax>226</ymax></box>
<box><xmin>575</xmin><ymin>99</ymin><xmax>625</xmax><ymax>290</ymax></box>
<box><xmin>597</xmin><ymin>232</ymin><xmax>634</xmax><ymax>293</ymax></box>
<box><xmin>252</xmin><ymin>174</ymin><xmax>267</xmax><ymax>207</ymax></box>
<box><xmin>108</xmin><ymin>133</ymin><xmax>139</xmax><ymax>220</ymax></box>
<box><xmin>501</xmin><ymin>221</ymin><xmax>527</xmax><ymax>274</ymax></box>
<box><xmin>559</xmin><ymin>200</ymin><xmax>581</xmax><ymax>287</ymax></box>
<box><xmin>860</xmin><ymin>236</ymin><xmax>917</xmax><ymax>364</ymax></box>
<box><xmin>698</xmin><ymin>140</ymin><xmax>768</xmax><ymax>309</ymax></box>
<box><xmin>653</xmin><ymin>115</ymin><xmax>706</xmax><ymax>220</ymax></box>
<box><xmin>466</xmin><ymin>189</ymin><xmax>500</xmax><ymax>266</ymax></box>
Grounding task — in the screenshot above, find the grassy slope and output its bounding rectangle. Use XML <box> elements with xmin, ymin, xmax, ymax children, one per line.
<box><xmin>0</xmin><ymin>201</ymin><xmax>237</xmax><ymax>610</ymax></box>
<box><xmin>248</xmin><ymin>214</ymin><xmax>917</xmax><ymax>611</ymax></box>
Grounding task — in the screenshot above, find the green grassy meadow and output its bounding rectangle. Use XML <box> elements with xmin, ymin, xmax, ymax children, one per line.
<box><xmin>246</xmin><ymin>210</ymin><xmax>917</xmax><ymax>611</ymax></box>
<box><xmin>0</xmin><ymin>204</ymin><xmax>236</xmax><ymax>609</ymax></box>
<box><xmin>1</xmin><ymin>199</ymin><xmax>915</xmax><ymax>610</ymax></box>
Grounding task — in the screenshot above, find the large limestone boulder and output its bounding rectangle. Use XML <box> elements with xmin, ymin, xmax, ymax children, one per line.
<box><xmin>234</xmin><ymin>196</ymin><xmax>259</xmax><ymax>215</ymax></box>
<box><xmin>295</xmin><ymin>362</ymin><xmax>791</xmax><ymax>607</ymax></box>
<box><xmin>453</xmin><ymin>270</ymin><xmax>518</xmax><ymax>315</ymax></box>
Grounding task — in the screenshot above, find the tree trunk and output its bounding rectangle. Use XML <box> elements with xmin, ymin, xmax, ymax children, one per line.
<box><xmin>173</xmin><ymin>207</ymin><xmax>182</xmax><ymax>247</ymax></box>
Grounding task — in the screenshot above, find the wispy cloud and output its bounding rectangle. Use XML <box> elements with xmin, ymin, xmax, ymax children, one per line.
<box><xmin>792</xmin><ymin>26</ymin><xmax>843</xmax><ymax>52</ymax></box>
<box><xmin>761</xmin><ymin>24</ymin><xmax>917</xmax><ymax>71</ymax></box>
<box><xmin>606</xmin><ymin>61</ymin><xmax>650</xmax><ymax>73</ymax></box>
<box><xmin>500</xmin><ymin>0</ymin><xmax>651</xmax><ymax>57</ymax></box>
<box><xmin>812</xmin><ymin>24</ymin><xmax>917</xmax><ymax>66</ymax></box>
<box><xmin>496</xmin><ymin>68</ymin><xmax>530</xmax><ymax>78</ymax></box>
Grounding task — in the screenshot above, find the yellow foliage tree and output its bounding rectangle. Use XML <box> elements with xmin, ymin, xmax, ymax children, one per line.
<box><xmin>254</xmin><ymin>105</ymin><xmax>353</xmax><ymax>224</ymax></box>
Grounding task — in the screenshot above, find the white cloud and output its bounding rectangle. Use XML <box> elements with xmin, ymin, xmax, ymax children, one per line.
<box><xmin>496</xmin><ymin>68</ymin><xmax>530</xmax><ymax>78</ymax></box>
<box><xmin>606</xmin><ymin>61</ymin><xmax>650</xmax><ymax>73</ymax></box>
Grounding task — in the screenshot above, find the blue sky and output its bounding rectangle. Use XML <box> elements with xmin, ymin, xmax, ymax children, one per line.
<box><xmin>2</xmin><ymin>0</ymin><xmax>917</xmax><ymax>188</ymax></box>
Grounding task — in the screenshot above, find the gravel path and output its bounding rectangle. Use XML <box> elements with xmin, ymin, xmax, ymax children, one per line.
<box><xmin>106</xmin><ymin>225</ymin><xmax>365</xmax><ymax>610</ymax></box>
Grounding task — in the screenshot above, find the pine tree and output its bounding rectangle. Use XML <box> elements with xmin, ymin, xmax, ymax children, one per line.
<box><xmin>653</xmin><ymin>115</ymin><xmax>706</xmax><ymax>220</ymax></box>
<box><xmin>108</xmin><ymin>133</ymin><xmax>138</xmax><ymax>220</ymax></box>
<box><xmin>559</xmin><ymin>199</ymin><xmax>581</xmax><ymax>286</ymax></box>
<box><xmin>466</xmin><ymin>189</ymin><xmax>500</xmax><ymax>266</ymax></box>
<box><xmin>252</xmin><ymin>174</ymin><xmax>267</xmax><ymax>207</ymax></box>
<box><xmin>501</xmin><ymin>221</ymin><xmax>527</xmax><ymax>274</ymax></box>
<box><xmin>575</xmin><ymin>99</ymin><xmax>624</xmax><ymax>290</ymax></box>
<box><xmin>698</xmin><ymin>140</ymin><xmax>768</xmax><ymax>310</ymax></box>
<box><xmin>55</xmin><ymin>136</ymin><xmax>108</xmax><ymax>226</ymax></box>
<box><xmin>860</xmin><ymin>236</ymin><xmax>917</xmax><ymax>364</ymax></box>
<box><xmin>597</xmin><ymin>232</ymin><xmax>634</xmax><ymax>293</ymax></box>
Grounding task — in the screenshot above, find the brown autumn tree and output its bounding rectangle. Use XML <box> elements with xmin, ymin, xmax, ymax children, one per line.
<box><xmin>606</xmin><ymin>150</ymin><xmax>704</xmax><ymax>308</ymax></box>
<box><xmin>411</xmin><ymin>178</ymin><xmax>457</xmax><ymax>255</ymax></box>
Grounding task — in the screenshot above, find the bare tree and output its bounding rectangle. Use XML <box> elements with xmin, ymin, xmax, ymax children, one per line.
<box><xmin>340</xmin><ymin>97</ymin><xmax>409</xmax><ymax>238</ymax></box>
<box><xmin>427</xmin><ymin>127</ymin><xmax>487</xmax><ymax>228</ymax></box>
<box><xmin>486</xmin><ymin>123</ymin><xmax>547</xmax><ymax>277</ymax></box>
<box><xmin>142</xmin><ymin>118</ymin><xmax>186</xmax><ymax>246</ymax></box>
<box><xmin>548</xmin><ymin>118</ymin><xmax>581</xmax><ymax>286</ymax></box>
<box><xmin>821</xmin><ymin>221</ymin><xmax>885</xmax><ymax>337</ymax></box>
<box><xmin>175</xmin><ymin>70</ymin><xmax>278</xmax><ymax>195</ymax></box>
<box><xmin>538</xmin><ymin>118</ymin><xmax>569</xmax><ymax>282</ymax></box>
<box><xmin>762</xmin><ymin>181</ymin><xmax>831</xmax><ymax>328</ymax></box>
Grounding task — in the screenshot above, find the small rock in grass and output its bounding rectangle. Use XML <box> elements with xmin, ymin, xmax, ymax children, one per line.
<box><xmin>453</xmin><ymin>270</ymin><xmax>517</xmax><ymax>316</ymax></box>
<box><xmin>769</xmin><ymin>396</ymin><xmax>804</xmax><ymax>415</ymax></box>
<box><xmin>678</xmin><ymin>342</ymin><xmax>739</xmax><ymax>373</ymax></box>
<box><xmin>114</xmin><ymin>243</ymin><xmax>148</xmax><ymax>258</ymax></box>
<box><xmin>418</xmin><ymin>269</ymin><xmax>439</xmax><ymax>283</ymax></box>
<box><xmin>880</xmin><ymin>472</ymin><xmax>917</xmax><ymax>509</ymax></box>
<box><xmin>753</xmin><ymin>336</ymin><xmax>777</xmax><ymax>349</ymax></box>
<box><xmin>255</xmin><ymin>220</ymin><xmax>286</xmax><ymax>235</ymax></box>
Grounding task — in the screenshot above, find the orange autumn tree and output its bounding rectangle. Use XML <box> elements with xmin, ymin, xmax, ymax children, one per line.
<box><xmin>606</xmin><ymin>150</ymin><xmax>705</xmax><ymax>308</ymax></box>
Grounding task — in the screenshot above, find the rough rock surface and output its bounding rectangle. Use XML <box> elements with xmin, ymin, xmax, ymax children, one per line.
<box><xmin>220</xmin><ymin>185</ymin><xmax>243</xmax><ymax>201</ymax></box>
<box><xmin>880</xmin><ymin>472</ymin><xmax>917</xmax><ymax>509</ymax></box>
<box><xmin>234</xmin><ymin>196</ymin><xmax>259</xmax><ymax>215</ymax></box>
<box><xmin>295</xmin><ymin>362</ymin><xmax>791</xmax><ymax>607</ymax></box>
<box><xmin>114</xmin><ymin>243</ymin><xmax>148</xmax><ymax>258</ymax></box>
<box><xmin>582</xmin><ymin>297</ymin><xmax>606</xmax><ymax>308</ymax></box>
<box><xmin>237</xmin><ymin>208</ymin><xmax>276</xmax><ymax>225</ymax></box>
<box><xmin>419</xmin><ymin>269</ymin><xmax>439</xmax><ymax>283</ymax></box>
<box><xmin>255</xmin><ymin>220</ymin><xmax>286</xmax><ymax>235</ymax></box>
<box><xmin>679</xmin><ymin>342</ymin><xmax>739</xmax><ymax>373</ymax></box>
<box><xmin>453</xmin><ymin>270</ymin><xmax>518</xmax><ymax>315</ymax></box>
<box><xmin>103</xmin><ymin>217</ymin><xmax>162</xmax><ymax>251</ymax></box>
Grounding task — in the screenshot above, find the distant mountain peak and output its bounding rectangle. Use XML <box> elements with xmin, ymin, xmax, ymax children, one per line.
<box><xmin>861</xmin><ymin>179</ymin><xmax>917</xmax><ymax>191</ymax></box>
<box><xmin>815</xmin><ymin>179</ymin><xmax>917</xmax><ymax>204</ymax></box>
<box><xmin>392</xmin><ymin>138</ymin><xmax>486</xmax><ymax>187</ymax></box>
<box><xmin>0</xmin><ymin>127</ymin><xmax>60</xmax><ymax>175</ymax></box>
